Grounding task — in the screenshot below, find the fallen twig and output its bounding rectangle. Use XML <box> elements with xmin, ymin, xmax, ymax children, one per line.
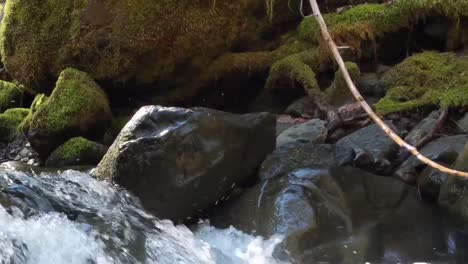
<box><xmin>307</xmin><ymin>0</ymin><xmax>468</xmax><ymax>177</ymax></box>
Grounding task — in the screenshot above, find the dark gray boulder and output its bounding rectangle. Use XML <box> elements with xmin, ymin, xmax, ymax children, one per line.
<box><xmin>336</xmin><ymin>122</ymin><xmax>399</xmax><ymax>173</ymax></box>
<box><xmin>259</xmin><ymin>143</ymin><xmax>354</xmax><ymax>181</ymax></box>
<box><xmin>395</xmin><ymin>135</ymin><xmax>468</xmax><ymax>183</ymax></box>
<box><xmin>94</xmin><ymin>105</ymin><xmax>276</xmax><ymax>222</ymax></box>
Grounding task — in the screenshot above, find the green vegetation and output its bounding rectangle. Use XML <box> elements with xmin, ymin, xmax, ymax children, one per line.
<box><xmin>0</xmin><ymin>108</ymin><xmax>29</xmax><ymax>142</ymax></box>
<box><xmin>0</xmin><ymin>80</ymin><xmax>22</xmax><ymax>112</ymax></box>
<box><xmin>375</xmin><ymin>52</ymin><xmax>468</xmax><ymax>114</ymax></box>
<box><xmin>298</xmin><ymin>1</ymin><xmax>468</xmax><ymax>58</ymax></box>
<box><xmin>18</xmin><ymin>94</ymin><xmax>48</xmax><ymax>134</ymax></box>
<box><xmin>29</xmin><ymin>68</ymin><xmax>112</xmax><ymax>133</ymax></box>
<box><xmin>48</xmin><ymin>137</ymin><xmax>96</xmax><ymax>161</ymax></box>
<box><xmin>0</xmin><ymin>0</ymin><xmax>266</xmax><ymax>91</ymax></box>
<box><xmin>265</xmin><ymin>49</ymin><xmax>329</xmax><ymax>98</ymax></box>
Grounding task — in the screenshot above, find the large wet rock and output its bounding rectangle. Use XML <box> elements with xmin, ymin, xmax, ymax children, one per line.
<box><xmin>336</xmin><ymin>122</ymin><xmax>399</xmax><ymax>173</ymax></box>
<box><xmin>276</xmin><ymin>118</ymin><xmax>327</xmax><ymax>147</ymax></box>
<box><xmin>94</xmin><ymin>105</ymin><xmax>275</xmax><ymax>221</ymax></box>
<box><xmin>212</xmin><ymin>166</ymin><xmax>447</xmax><ymax>263</ymax></box>
<box><xmin>24</xmin><ymin>68</ymin><xmax>112</xmax><ymax>159</ymax></box>
<box><xmin>395</xmin><ymin>135</ymin><xmax>468</xmax><ymax>184</ymax></box>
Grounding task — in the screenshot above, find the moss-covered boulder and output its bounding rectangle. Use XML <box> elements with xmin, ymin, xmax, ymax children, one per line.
<box><xmin>0</xmin><ymin>0</ymin><xmax>278</xmax><ymax>94</ymax></box>
<box><xmin>375</xmin><ymin>52</ymin><xmax>468</xmax><ymax>114</ymax></box>
<box><xmin>26</xmin><ymin>68</ymin><xmax>112</xmax><ymax>159</ymax></box>
<box><xmin>298</xmin><ymin>1</ymin><xmax>468</xmax><ymax>60</ymax></box>
<box><xmin>45</xmin><ymin>137</ymin><xmax>107</xmax><ymax>167</ymax></box>
<box><xmin>0</xmin><ymin>80</ymin><xmax>22</xmax><ymax>112</ymax></box>
<box><xmin>0</xmin><ymin>108</ymin><xmax>28</xmax><ymax>142</ymax></box>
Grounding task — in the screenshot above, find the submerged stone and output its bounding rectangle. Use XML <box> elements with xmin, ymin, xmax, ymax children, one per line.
<box><xmin>94</xmin><ymin>105</ymin><xmax>276</xmax><ymax>222</ymax></box>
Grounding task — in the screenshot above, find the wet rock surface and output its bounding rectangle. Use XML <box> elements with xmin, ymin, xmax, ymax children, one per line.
<box><xmin>94</xmin><ymin>105</ymin><xmax>276</xmax><ymax>222</ymax></box>
<box><xmin>336</xmin><ymin>122</ymin><xmax>399</xmax><ymax>173</ymax></box>
<box><xmin>276</xmin><ymin>119</ymin><xmax>327</xmax><ymax>147</ymax></box>
<box><xmin>212</xmin><ymin>166</ymin><xmax>450</xmax><ymax>263</ymax></box>
<box><xmin>395</xmin><ymin>135</ymin><xmax>468</xmax><ymax>183</ymax></box>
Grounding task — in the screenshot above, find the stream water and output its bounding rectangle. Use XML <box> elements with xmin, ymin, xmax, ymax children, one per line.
<box><xmin>0</xmin><ymin>166</ymin><xmax>288</xmax><ymax>264</ymax></box>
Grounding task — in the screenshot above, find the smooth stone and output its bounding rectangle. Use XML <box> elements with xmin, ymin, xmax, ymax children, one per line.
<box><xmin>276</xmin><ymin>118</ymin><xmax>327</xmax><ymax>147</ymax></box>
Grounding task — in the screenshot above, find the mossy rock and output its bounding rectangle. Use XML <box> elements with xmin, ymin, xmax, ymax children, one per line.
<box><xmin>0</xmin><ymin>80</ymin><xmax>22</xmax><ymax>112</ymax></box>
<box><xmin>0</xmin><ymin>0</ymin><xmax>275</xmax><ymax>94</ymax></box>
<box><xmin>0</xmin><ymin>108</ymin><xmax>28</xmax><ymax>142</ymax></box>
<box><xmin>298</xmin><ymin>1</ymin><xmax>468</xmax><ymax>59</ymax></box>
<box><xmin>325</xmin><ymin>62</ymin><xmax>361</xmax><ymax>106</ymax></box>
<box><xmin>375</xmin><ymin>51</ymin><xmax>468</xmax><ymax>114</ymax></box>
<box><xmin>45</xmin><ymin>137</ymin><xmax>108</xmax><ymax>167</ymax></box>
<box><xmin>27</xmin><ymin>68</ymin><xmax>112</xmax><ymax>159</ymax></box>
<box><xmin>18</xmin><ymin>94</ymin><xmax>48</xmax><ymax>135</ymax></box>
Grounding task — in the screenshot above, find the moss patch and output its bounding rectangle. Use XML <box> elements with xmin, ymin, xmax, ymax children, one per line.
<box><xmin>0</xmin><ymin>80</ymin><xmax>22</xmax><ymax>112</ymax></box>
<box><xmin>46</xmin><ymin>136</ymin><xmax>107</xmax><ymax>166</ymax></box>
<box><xmin>375</xmin><ymin>51</ymin><xmax>468</xmax><ymax>114</ymax></box>
<box><xmin>0</xmin><ymin>0</ymin><xmax>270</xmax><ymax>92</ymax></box>
<box><xmin>325</xmin><ymin>62</ymin><xmax>361</xmax><ymax>106</ymax></box>
<box><xmin>18</xmin><ymin>94</ymin><xmax>48</xmax><ymax>134</ymax></box>
<box><xmin>28</xmin><ymin>68</ymin><xmax>112</xmax><ymax>158</ymax></box>
<box><xmin>298</xmin><ymin>1</ymin><xmax>468</xmax><ymax>59</ymax></box>
<box><xmin>265</xmin><ymin>49</ymin><xmax>330</xmax><ymax>97</ymax></box>
<box><xmin>0</xmin><ymin>108</ymin><xmax>28</xmax><ymax>142</ymax></box>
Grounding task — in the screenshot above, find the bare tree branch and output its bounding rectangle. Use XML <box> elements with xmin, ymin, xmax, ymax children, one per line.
<box><xmin>307</xmin><ymin>0</ymin><xmax>468</xmax><ymax>177</ymax></box>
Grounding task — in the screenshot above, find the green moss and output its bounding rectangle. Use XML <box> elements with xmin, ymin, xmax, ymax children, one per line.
<box><xmin>0</xmin><ymin>0</ymin><xmax>87</xmax><ymax>92</ymax></box>
<box><xmin>18</xmin><ymin>94</ymin><xmax>48</xmax><ymax>134</ymax></box>
<box><xmin>265</xmin><ymin>49</ymin><xmax>330</xmax><ymax>98</ymax></box>
<box><xmin>325</xmin><ymin>62</ymin><xmax>361</xmax><ymax>106</ymax></box>
<box><xmin>50</xmin><ymin>137</ymin><xmax>96</xmax><ymax>161</ymax></box>
<box><xmin>29</xmin><ymin>68</ymin><xmax>111</xmax><ymax>133</ymax></box>
<box><xmin>0</xmin><ymin>0</ymin><xmax>269</xmax><ymax>92</ymax></box>
<box><xmin>298</xmin><ymin>1</ymin><xmax>468</xmax><ymax>58</ymax></box>
<box><xmin>0</xmin><ymin>80</ymin><xmax>22</xmax><ymax>112</ymax></box>
<box><xmin>0</xmin><ymin>108</ymin><xmax>28</xmax><ymax>142</ymax></box>
<box><xmin>375</xmin><ymin>52</ymin><xmax>468</xmax><ymax>114</ymax></box>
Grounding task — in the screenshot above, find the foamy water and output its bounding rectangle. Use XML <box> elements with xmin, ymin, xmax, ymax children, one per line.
<box><xmin>0</xmin><ymin>168</ymin><xmax>288</xmax><ymax>264</ymax></box>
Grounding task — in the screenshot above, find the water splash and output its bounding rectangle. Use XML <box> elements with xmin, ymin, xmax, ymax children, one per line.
<box><xmin>0</xmin><ymin>168</ymin><xmax>287</xmax><ymax>264</ymax></box>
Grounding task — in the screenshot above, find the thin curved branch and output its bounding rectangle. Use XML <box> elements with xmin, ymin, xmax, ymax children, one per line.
<box><xmin>307</xmin><ymin>0</ymin><xmax>468</xmax><ymax>178</ymax></box>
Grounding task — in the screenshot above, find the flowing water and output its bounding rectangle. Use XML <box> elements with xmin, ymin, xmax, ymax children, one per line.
<box><xmin>0</xmin><ymin>166</ymin><xmax>288</xmax><ymax>264</ymax></box>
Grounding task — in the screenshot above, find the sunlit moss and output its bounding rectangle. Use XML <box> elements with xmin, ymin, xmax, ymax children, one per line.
<box><xmin>0</xmin><ymin>108</ymin><xmax>28</xmax><ymax>142</ymax></box>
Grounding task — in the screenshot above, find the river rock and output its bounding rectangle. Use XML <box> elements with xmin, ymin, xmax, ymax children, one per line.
<box><xmin>210</xmin><ymin>166</ymin><xmax>443</xmax><ymax>263</ymax></box>
<box><xmin>285</xmin><ymin>97</ymin><xmax>318</xmax><ymax>118</ymax></box>
<box><xmin>395</xmin><ymin>135</ymin><xmax>468</xmax><ymax>183</ymax></box>
<box><xmin>455</xmin><ymin>111</ymin><xmax>468</xmax><ymax>134</ymax></box>
<box><xmin>276</xmin><ymin>119</ymin><xmax>327</xmax><ymax>147</ymax></box>
<box><xmin>45</xmin><ymin>137</ymin><xmax>108</xmax><ymax>167</ymax></box>
<box><xmin>259</xmin><ymin>143</ymin><xmax>354</xmax><ymax>181</ymax></box>
<box><xmin>94</xmin><ymin>105</ymin><xmax>275</xmax><ymax>221</ymax></box>
<box><xmin>439</xmin><ymin>143</ymin><xmax>468</xmax><ymax>228</ymax></box>
<box><xmin>404</xmin><ymin>110</ymin><xmax>440</xmax><ymax>146</ymax></box>
<box><xmin>25</xmin><ymin>68</ymin><xmax>112</xmax><ymax>159</ymax></box>
<box><xmin>336</xmin><ymin>122</ymin><xmax>399</xmax><ymax>173</ymax></box>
